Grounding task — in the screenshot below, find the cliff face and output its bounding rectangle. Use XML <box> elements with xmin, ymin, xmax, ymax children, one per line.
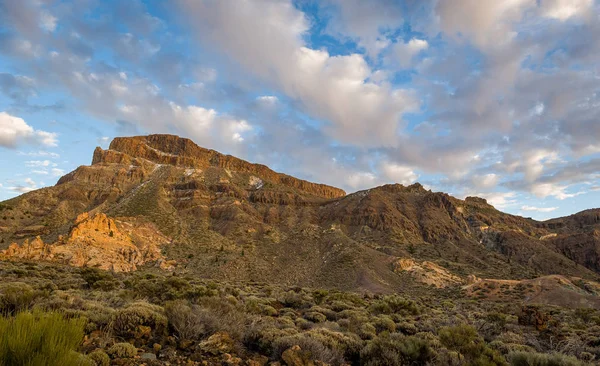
<box><xmin>1</xmin><ymin>212</ymin><xmax>171</xmax><ymax>272</ymax></box>
<box><xmin>94</xmin><ymin>134</ymin><xmax>345</xmax><ymax>200</ymax></box>
<box><xmin>0</xmin><ymin>134</ymin><xmax>599</xmax><ymax>299</ymax></box>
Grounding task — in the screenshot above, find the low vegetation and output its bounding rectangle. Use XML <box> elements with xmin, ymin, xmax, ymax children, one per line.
<box><xmin>0</xmin><ymin>260</ymin><xmax>599</xmax><ymax>365</ymax></box>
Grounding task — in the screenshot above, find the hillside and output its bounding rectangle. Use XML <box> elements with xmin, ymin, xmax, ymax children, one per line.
<box><xmin>0</xmin><ymin>134</ymin><xmax>599</xmax><ymax>306</ymax></box>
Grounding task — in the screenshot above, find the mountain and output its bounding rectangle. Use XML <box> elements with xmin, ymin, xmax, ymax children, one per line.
<box><xmin>1</xmin><ymin>134</ymin><xmax>599</xmax><ymax>307</ymax></box>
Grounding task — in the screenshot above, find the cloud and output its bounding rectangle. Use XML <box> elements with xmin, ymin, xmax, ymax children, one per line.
<box><xmin>51</xmin><ymin>168</ymin><xmax>65</xmax><ymax>177</ymax></box>
<box><xmin>530</xmin><ymin>183</ymin><xmax>585</xmax><ymax>200</ymax></box>
<box><xmin>321</xmin><ymin>0</ymin><xmax>403</xmax><ymax>58</ymax></box>
<box><xmin>18</xmin><ymin>150</ymin><xmax>60</xmax><ymax>158</ymax></box>
<box><xmin>0</xmin><ymin>112</ymin><xmax>58</xmax><ymax>148</ymax></box>
<box><xmin>521</xmin><ymin>205</ymin><xmax>558</xmax><ymax>212</ymax></box>
<box><xmin>380</xmin><ymin>162</ymin><xmax>419</xmax><ymax>185</ymax></box>
<box><xmin>391</xmin><ymin>38</ymin><xmax>428</xmax><ymax>68</ymax></box>
<box><xmin>471</xmin><ymin>191</ymin><xmax>518</xmax><ymax>209</ymax></box>
<box><xmin>7</xmin><ymin>177</ymin><xmax>37</xmax><ymax>193</ymax></box>
<box><xmin>540</xmin><ymin>0</ymin><xmax>594</xmax><ymax>21</ymax></box>
<box><xmin>346</xmin><ymin>172</ymin><xmax>377</xmax><ymax>190</ymax></box>
<box><xmin>25</xmin><ymin>160</ymin><xmax>51</xmax><ymax>167</ymax></box>
<box><xmin>39</xmin><ymin>11</ymin><xmax>57</xmax><ymax>32</ymax></box>
<box><xmin>177</xmin><ymin>0</ymin><xmax>418</xmax><ymax>147</ymax></box>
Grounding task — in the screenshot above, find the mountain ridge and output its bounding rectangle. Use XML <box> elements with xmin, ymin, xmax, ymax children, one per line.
<box><xmin>1</xmin><ymin>134</ymin><xmax>600</xmax><ymax>308</ymax></box>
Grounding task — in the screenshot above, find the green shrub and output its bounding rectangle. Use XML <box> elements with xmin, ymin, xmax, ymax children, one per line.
<box><xmin>88</xmin><ymin>349</ymin><xmax>110</xmax><ymax>366</ymax></box>
<box><xmin>439</xmin><ymin>324</ymin><xmax>507</xmax><ymax>366</ymax></box>
<box><xmin>111</xmin><ymin>301</ymin><xmax>167</xmax><ymax>340</ymax></box>
<box><xmin>360</xmin><ymin>333</ymin><xmax>434</xmax><ymax>366</ymax></box>
<box><xmin>372</xmin><ymin>316</ymin><xmax>396</xmax><ymax>333</ymax></box>
<box><xmin>509</xmin><ymin>351</ymin><xmax>585</xmax><ymax>366</ymax></box>
<box><xmin>107</xmin><ymin>343</ymin><xmax>137</xmax><ymax>358</ymax></box>
<box><xmin>0</xmin><ymin>282</ymin><xmax>35</xmax><ymax>314</ymax></box>
<box><xmin>369</xmin><ymin>295</ymin><xmax>420</xmax><ymax>316</ymax></box>
<box><xmin>0</xmin><ymin>311</ymin><xmax>86</xmax><ymax>366</ymax></box>
<box><xmin>439</xmin><ymin>324</ymin><xmax>478</xmax><ymax>351</ymax></box>
<box><xmin>304</xmin><ymin>311</ymin><xmax>327</xmax><ymax>323</ymax></box>
<box><xmin>75</xmin><ymin>353</ymin><xmax>95</xmax><ymax>366</ymax></box>
<box><xmin>80</xmin><ymin>268</ymin><xmax>119</xmax><ymax>291</ymax></box>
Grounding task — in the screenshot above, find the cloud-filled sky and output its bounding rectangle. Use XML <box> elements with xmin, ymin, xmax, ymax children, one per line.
<box><xmin>0</xmin><ymin>0</ymin><xmax>599</xmax><ymax>220</ymax></box>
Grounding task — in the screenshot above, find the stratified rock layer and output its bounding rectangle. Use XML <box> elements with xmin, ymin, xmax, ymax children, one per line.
<box><xmin>0</xmin><ymin>134</ymin><xmax>599</xmax><ymax>308</ymax></box>
<box><xmin>1</xmin><ymin>212</ymin><xmax>171</xmax><ymax>272</ymax></box>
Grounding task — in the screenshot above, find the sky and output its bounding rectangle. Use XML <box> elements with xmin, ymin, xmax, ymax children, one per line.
<box><xmin>0</xmin><ymin>0</ymin><xmax>599</xmax><ymax>220</ymax></box>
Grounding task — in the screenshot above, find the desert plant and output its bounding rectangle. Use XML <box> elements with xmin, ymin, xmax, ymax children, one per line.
<box><xmin>107</xmin><ymin>342</ymin><xmax>137</xmax><ymax>358</ymax></box>
<box><xmin>111</xmin><ymin>301</ymin><xmax>167</xmax><ymax>340</ymax></box>
<box><xmin>88</xmin><ymin>349</ymin><xmax>110</xmax><ymax>366</ymax></box>
<box><xmin>509</xmin><ymin>351</ymin><xmax>586</xmax><ymax>366</ymax></box>
<box><xmin>0</xmin><ymin>311</ymin><xmax>86</xmax><ymax>366</ymax></box>
<box><xmin>360</xmin><ymin>333</ymin><xmax>434</xmax><ymax>366</ymax></box>
<box><xmin>439</xmin><ymin>324</ymin><xmax>507</xmax><ymax>365</ymax></box>
<box><xmin>165</xmin><ymin>300</ymin><xmax>207</xmax><ymax>341</ymax></box>
<box><xmin>369</xmin><ymin>295</ymin><xmax>420</xmax><ymax>316</ymax></box>
<box><xmin>0</xmin><ymin>282</ymin><xmax>35</xmax><ymax>314</ymax></box>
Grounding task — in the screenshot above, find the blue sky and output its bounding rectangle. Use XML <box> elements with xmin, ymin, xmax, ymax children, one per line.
<box><xmin>1</xmin><ymin>0</ymin><xmax>599</xmax><ymax>220</ymax></box>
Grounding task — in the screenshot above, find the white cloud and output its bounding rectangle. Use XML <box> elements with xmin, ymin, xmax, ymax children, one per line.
<box><xmin>435</xmin><ymin>0</ymin><xmax>532</xmax><ymax>48</ymax></box>
<box><xmin>540</xmin><ymin>0</ymin><xmax>593</xmax><ymax>21</ymax></box>
<box><xmin>530</xmin><ymin>183</ymin><xmax>585</xmax><ymax>200</ymax></box>
<box><xmin>51</xmin><ymin>168</ymin><xmax>65</xmax><ymax>177</ymax></box>
<box><xmin>257</xmin><ymin>95</ymin><xmax>278</xmax><ymax>105</ymax></box>
<box><xmin>472</xmin><ymin>191</ymin><xmax>518</xmax><ymax>209</ymax></box>
<box><xmin>18</xmin><ymin>151</ymin><xmax>60</xmax><ymax>158</ymax></box>
<box><xmin>346</xmin><ymin>172</ymin><xmax>377</xmax><ymax>190</ymax></box>
<box><xmin>0</xmin><ymin>112</ymin><xmax>58</xmax><ymax>148</ymax></box>
<box><xmin>178</xmin><ymin>0</ymin><xmax>418</xmax><ymax>147</ymax></box>
<box><xmin>8</xmin><ymin>177</ymin><xmax>37</xmax><ymax>193</ymax></box>
<box><xmin>35</xmin><ymin>130</ymin><xmax>58</xmax><ymax>147</ymax></box>
<box><xmin>521</xmin><ymin>205</ymin><xmax>558</xmax><ymax>212</ymax></box>
<box><xmin>322</xmin><ymin>0</ymin><xmax>403</xmax><ymax>58</ymax></box>
<box><xmin>25</xmin><ymin>160</ymin><xmax>51</xmax><ymax>167</ymax></box>
<box><xmin>40</xmin><ymin>12</ymin><xmax>57</xmax><ymax>32</ymax></box>
<box><xmin>392</xmin><ymin>38</ymin><xmax>428</xmax><ymax>68</ymax></box>
<box><xmin>472</xmin><ymin>173</ymin><xmax>499</xmax><ymax>189</ymax></box>
<box><xmin>380</xmin><ymin>162</ymin><xmax>419</xmax><ymax>185</ymax></box>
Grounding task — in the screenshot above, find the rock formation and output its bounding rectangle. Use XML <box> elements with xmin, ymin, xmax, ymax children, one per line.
<box><xmin>1</xmin><ymin>212</ymin><xmax>171</xmax><ymax>272</ymax></box>
<box><xmin>0</xmin><ymin>134</ymin><xmax>599</xmax><ymax>305</ymax></box>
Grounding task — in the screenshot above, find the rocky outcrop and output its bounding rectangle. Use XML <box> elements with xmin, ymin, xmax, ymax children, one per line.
<box><xmin>95</xmin><ymin>135</ymin><xmax>345</xmax><ymax>199</ymax></box>
<box><xmin>392</xmin><ymin>258</ymin><xmax>463</xmax><ymax>288</ymax></box>
<box><xmin>0</xmin><ymin>212</ymin><xmax>171</xmax><ymax>272</ymax></box>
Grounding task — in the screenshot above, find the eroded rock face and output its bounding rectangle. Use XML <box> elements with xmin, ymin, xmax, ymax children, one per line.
<box><xmin>392</xmin><ymin>258</ymin><xmax>463</xmax><ymax>288</ymax></box>
<box><xmin>98</xmin><ymin>134</ymin><xmax>345</xmax><ymax>200</ymax></box>
<box><xmin>1</xmin><ymin>212</ymin><xmax>171</xmax><ymax>272</ymax></box>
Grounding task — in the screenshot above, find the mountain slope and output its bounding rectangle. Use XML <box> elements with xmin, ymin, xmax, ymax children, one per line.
<box><xmin>1</xmin><ymin>134</ymin><xmax>599</xmax><ymax>304</ymax></box>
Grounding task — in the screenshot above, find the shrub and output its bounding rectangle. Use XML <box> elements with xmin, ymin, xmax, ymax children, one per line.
<box><xmin>243</xmin><ymin>322</ymin><xmax>299</xmax><ymax>355</ymax></box>
<box><xmin>0</xmin><ymin>282</ymin><xmax>35</xmax><ymax>314</ymax></box>
<box><xmin>304</xmin><ymin>311</ymin><xmax>327</xmax><ymax>323</ymax></box>
<box><xmin>88</xmin><ymin>349</ymin><xmax>110</xmax><ymax>366</ymax></box>
<box><xmin>439</xmin><ymin>324</ymin><xmax>478</xmax><ymax>351</ymax></box>
<box><xmin>369</xmin><ymin>295</ymin><xmax>420</xmax><ymax>316</ymax></box>
<box><xmin>360</xmin><ymin>333</ymin><xmax>434</xmax><ymax>366</ymax></box>
<box><xmin>165</xmin><ymin>300</ymin><xmax>207</xmax><ymax>341</ymax></box>
<box><xmin>272</xmin><ymin>334</ymin><xmax>345</xmax><ymax>365</ymax></box>
<box><xmin>439</xmin><ymin>324</ymin><xmax>507</xmax><ymax>366</ymax></box>
<box><xmin>80</xmin><ymin>268</ymin><xmax>119</xmax><ymax>291</ymax></box>
<box><xmin>111</xmin><ymin>301</ymin><xmax>167</xmax><ymax>340</ymax></box>
<box><xmin>372</xmin><ymin>316</ymin><xmax>396</xmax><ymax>333</ymax></box>
<box><xmin>0</xmin><ymin>311</ymin><xmax>86</xmax><ymax>366</ymax></box>
<box><xmin>509</xmin><ymin>351</ymin><xmax>585</xmax><ymax>366</ymax></box>
<box><xmin>107</xmin><ymin>343</ymin><xmax>137</xmax><ymax>358</ymax></box>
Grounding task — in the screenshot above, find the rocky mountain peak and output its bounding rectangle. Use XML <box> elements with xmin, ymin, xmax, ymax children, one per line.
<box><xmin>92</xmin><ymin>134</ymin><xmax>346</xmax><ymax>200</ymax></box>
